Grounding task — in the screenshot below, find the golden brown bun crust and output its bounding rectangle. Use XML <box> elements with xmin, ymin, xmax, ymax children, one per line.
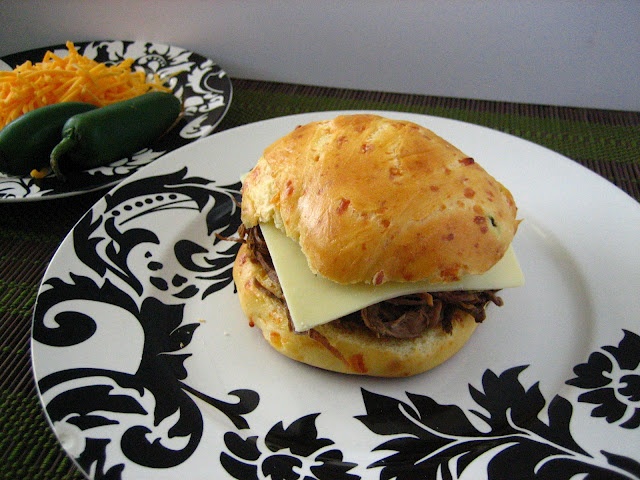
<box><xmin>241</xmin><ymin>114</ymin><xmax>519</xmax><ymax>285</ymax></box>
<box><xmin>233</xmin><ymin>244</ymin><xmax>479</xmax><ymax>377</ymax></box>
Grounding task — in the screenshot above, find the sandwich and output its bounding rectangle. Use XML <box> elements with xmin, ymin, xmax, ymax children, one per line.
<box><xmin>233</xmin><ymin>114</ymin><xmax>522</xmax><ymax>377</ymax></box>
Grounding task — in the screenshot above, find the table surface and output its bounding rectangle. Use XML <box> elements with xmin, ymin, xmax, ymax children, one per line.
<box><xmin>1</xmin><ymin>78</ymin><xmax>639</xmax><ymax>479</ymax></box>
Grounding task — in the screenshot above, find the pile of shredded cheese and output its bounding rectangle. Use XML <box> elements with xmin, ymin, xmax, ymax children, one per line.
<box><xmin>0</xmin><ymin>41</ymin><xmax>171</xmax><ymax>129</ymax></box>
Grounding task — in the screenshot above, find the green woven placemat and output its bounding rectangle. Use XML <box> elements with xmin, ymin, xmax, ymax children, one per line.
<box><xmin>1</xmin><ymin>79</ymin><xmax>638</xmax><ymax>480</ymax></box>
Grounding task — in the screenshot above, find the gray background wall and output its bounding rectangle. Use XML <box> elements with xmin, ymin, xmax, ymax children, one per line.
<box><xmin>1</xmin><ymin>0</ymin><xmax>638</xmax><ymax>111</ymax></box>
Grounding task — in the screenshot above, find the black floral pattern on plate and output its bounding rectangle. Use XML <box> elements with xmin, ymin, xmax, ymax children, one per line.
<box><xmin>217</xmin><ymin>361</ymin><xmax>640</xmax><ymax>480</ymax></box>
<box><xmin>37</xmin><ymin>282</ymin><xmax>258</xmax><ymax>476</ymax></box>
<box><xmin>222</xmin><ymin>414</ymin><xmax>359</xmax><ymax>480</ymax></box>
<box><xmin>567</xmin><ymin>329</ymin><xmax>640</xmax><ymax>429</ymax></box>
<box><xmin>33</xmin><ymin>167</ymin><xmax>251</xmax><ymax>478</ymax></box>
<box><xmin>73</xmin><ymin>166</ymin><xmax>242</xmax><ymax>301</ymax></box>
<box><xmin>356</xmin><ymin>365</ymin><xmax>640</xmax><ymax>479</ymax></box>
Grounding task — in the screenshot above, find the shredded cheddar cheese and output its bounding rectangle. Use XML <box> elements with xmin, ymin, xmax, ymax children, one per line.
<box><xmin>30</xmin><ymin>167</ymin><xmax>50</xmax><ymax>179</ymax></box>
<box><xmin>0</xmin><ymin>41</ymin><xmax>171</xmax><ymax>129</ymax></box>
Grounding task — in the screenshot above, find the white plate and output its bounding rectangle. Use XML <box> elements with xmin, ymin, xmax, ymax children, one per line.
<box><xmin>32</xmin><ymin>111</ymin><xmax>640</xmax><ymax>479</ymax></box>
<box><xmin>0</xmin><ymin>40</ymin><xmax>232</xmax><ymax>202</ymax></box>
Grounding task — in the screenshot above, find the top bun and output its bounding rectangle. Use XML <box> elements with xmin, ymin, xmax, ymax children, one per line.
<box><xmin>241</xmin><ymin>114</ymin><xmax>518</xmax><ymax>285</ymax></box>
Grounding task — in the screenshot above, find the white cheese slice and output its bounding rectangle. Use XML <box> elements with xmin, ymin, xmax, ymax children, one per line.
<box><xmin>260</xmin><ymin>222</ymin><xmax>524</xmax><ymax>332</ymax></box>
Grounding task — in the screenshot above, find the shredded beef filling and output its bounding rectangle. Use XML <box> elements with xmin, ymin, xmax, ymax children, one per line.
<box><xmin>242</xmin><ymin>226</ymin><xmax>503</xmax><ymax>339</ymax></box>
<box><xmin>360</xmin><ymin>290</ymin><xmax>502</xmax><ymax>338</ymax></box>
<box><xmin>243</xmin><ymin>224</ymin><xmax>280</xmax><ymax>286</ymax></box>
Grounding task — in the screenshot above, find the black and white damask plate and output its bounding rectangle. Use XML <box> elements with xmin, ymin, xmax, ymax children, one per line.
<box><xmin>32</xmin><ymin>111</ymin><xmax>640</xmax><ymax>479</ymax></box>
<box><xmin>0</xmin><ymin>40</ymin><xmax>231</xmax><ymax>201</ymax></box>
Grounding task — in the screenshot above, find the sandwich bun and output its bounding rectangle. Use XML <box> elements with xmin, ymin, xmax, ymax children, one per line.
<box><xmin>241</xmin><ymin>114</ymin><xmax>518</xmax><ymax>285</ymax></box>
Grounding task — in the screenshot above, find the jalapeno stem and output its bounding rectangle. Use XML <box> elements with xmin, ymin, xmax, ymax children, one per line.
<box><xmin>49</xmin><ymin>133</ymin><xmax>78</xmax><ymax>181</ymax></box>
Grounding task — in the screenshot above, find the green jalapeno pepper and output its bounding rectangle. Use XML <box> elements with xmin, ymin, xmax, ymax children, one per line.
<box><xmin>50</xmin><ymin>91</ymin><xmax>182</xmax><ymax>180</ymax></box>
<box><xmin>0</xmin><ymin>102</ymin><xmax>97</xmax><ymax>176</ymax></box>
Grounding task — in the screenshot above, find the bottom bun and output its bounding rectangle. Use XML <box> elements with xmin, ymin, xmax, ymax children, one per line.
<box><xmin>233</xmin><ymin>244</ymin><xmax>479</xmax><ymax>377</ymax></box>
